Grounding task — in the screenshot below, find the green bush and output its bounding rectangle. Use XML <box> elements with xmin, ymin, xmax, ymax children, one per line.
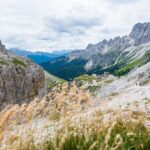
<box><xmin>88</xmin><ymin>85</ymin><xmax>99</xmax><ymax>93</ymax></box>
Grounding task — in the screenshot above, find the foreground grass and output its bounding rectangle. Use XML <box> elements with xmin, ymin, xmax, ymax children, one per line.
<box><xmin>16</xmin><ymin>118</ymin><xmax>150</xmax><ymax>150</ymax></box>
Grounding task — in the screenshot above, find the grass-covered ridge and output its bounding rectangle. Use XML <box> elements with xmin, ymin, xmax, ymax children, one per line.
<box><xmin>114</xmin><ymin>51</ymin><xmax>150</xmax><ymax>76</ymax></box>
<box><xmin>114</xmin><ymin>58</ymin><xmax>143</xmax><ymax>76</ymax></box>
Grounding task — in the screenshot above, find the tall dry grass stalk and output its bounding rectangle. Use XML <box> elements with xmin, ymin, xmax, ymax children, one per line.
<box><xmin>9</xmin><ymin>112</ymin><xmax>150</xmax><ymax>150</ymax></box>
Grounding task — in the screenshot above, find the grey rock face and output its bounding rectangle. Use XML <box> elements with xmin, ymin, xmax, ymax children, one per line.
<box><xmin>129</xmin><ymin>22</ymin><xmax>150</xmax><ymax>46</ymax></box>
<box><xmin>69</xmin><ymin>36</ymin><xmax>133</xmax><ymax>69</ymax></box>
<box><xmin>0</xmin><ymin>41</ymin><xmax>45</xmax><ymax>109</ymax></box>
<box><xmin>0</xmin><ymin>40</ymin><xmax>7</xmax><ymax>54</ymax></box>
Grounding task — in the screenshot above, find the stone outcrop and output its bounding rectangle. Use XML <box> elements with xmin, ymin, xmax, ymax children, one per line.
<box><xmin>0</xmin><ymin>40</ymin><xmax>45</xmax><ymax>109</ymax></box>
<box><xmin>0</xmin><ymin>40</ymin><xmax>7</xmax><ymax>54</ymax></box>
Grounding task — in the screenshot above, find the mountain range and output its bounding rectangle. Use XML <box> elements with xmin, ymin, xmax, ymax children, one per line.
<box><xmin>41</xmin><ymin>22</ymin><xmax>150</xmax><ymax>80</ymax></box>
<box><xmin>9</xmin><ymin>48</ymin><xmax>69</xmax><ymax>64</ymax></box>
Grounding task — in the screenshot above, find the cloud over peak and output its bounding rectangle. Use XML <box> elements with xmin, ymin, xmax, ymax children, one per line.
<box><xmin>0</xmin><ymin>0</ymin><xmax>150</xmax><ymax>52</ymax></box>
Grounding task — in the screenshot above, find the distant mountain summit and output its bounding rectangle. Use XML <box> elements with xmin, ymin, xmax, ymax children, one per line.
<box><xmin>9</xmin><ymin>49</ymin><xmax>69</xmax><ymax>64</ymax></box>
<box><xmin>69</xmin><ymin>22</ymin><xmax>150</xmax><ymax>69</ymax></box>
<box><xmin>42</xmin><ymin>22</ymin><xmax>150</xmax><ymax>80</ymax></box>
<box><xmin>129</xmin><ymin>22</ymin><xmax>150</xmax><ymax>45</ymax></box>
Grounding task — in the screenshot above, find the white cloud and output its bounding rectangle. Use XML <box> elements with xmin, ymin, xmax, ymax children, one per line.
<box><xmin>0</xmin><ymin>0</ymin><xmax>150</xmax><ymax>52</ymax></box>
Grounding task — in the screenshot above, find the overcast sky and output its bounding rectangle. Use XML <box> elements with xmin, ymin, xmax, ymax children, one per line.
<box><xmin>0</xmin><ymin>0</ymin><xmax>150</xmax><ymax>52</ymax></box>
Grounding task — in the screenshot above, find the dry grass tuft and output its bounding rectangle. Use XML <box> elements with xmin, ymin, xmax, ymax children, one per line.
<box><xmin>10</xmin><ymin>113</ymin><xmax>150</xmax><ymax>150</ymax></box>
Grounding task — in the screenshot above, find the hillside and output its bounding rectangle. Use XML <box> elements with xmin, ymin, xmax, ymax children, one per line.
<box><xmin>42</xmin><ymin>22</ymin><xmax>150</xmax><ymax>80</ymax></box>
<box><xmin>44</xmin><ymin>70</ymin><xmax>66</xmax><ymax>91</ymax></box>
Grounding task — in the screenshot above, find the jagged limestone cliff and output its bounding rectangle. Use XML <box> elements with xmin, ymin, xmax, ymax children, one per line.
<box><xmin>0</xmin><ymin>40</ymin><xmax>45</xmax><ymax>109</ymax></box>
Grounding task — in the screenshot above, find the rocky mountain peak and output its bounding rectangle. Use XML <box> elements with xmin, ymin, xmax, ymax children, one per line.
<box><xmin>0</xmin><ymin>40</ymin><xmax>7</xmax><ymax>54</ymax></box>
<box><xmin>70</xmin><ymin>22</ymin><xmax>150</xmax><ymax>62</ymax></box>
<box><xmin>129</xmin><ymin>22</ymin><xmax>150</xmax><ymax>45</ymax></box>
<box><xmin>41</xmin><ymin>22</ymin><xmax>150</xmax><ymax>80</ymax></box>
<box><xmin>0</xmin><ymin>41</ymin><xmax>45</xmax><ymax>109</ymax></box>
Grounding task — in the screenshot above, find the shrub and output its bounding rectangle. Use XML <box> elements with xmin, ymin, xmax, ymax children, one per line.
<box><xmin>88</xmin><ymin>85</ymin><xmax>99</xmax><ymax>93</ymax></box>
<box><xmin>109</xmin><ymin>92</ymin><xmax>119</xmax><ymax>97</ymax></box>
<box><xmin>75</xmin><ymin>74</ymin><xmax>96</xmax><ymax>82</ymax></box>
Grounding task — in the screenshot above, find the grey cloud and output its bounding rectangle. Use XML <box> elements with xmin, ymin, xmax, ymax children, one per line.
<box><xmin>107</xmin><ymin>0</ymin><xmax>139</xmax><ymax>4</ymax></box>
<box><xmin>44</xmin><ymin>16</ymin><xmax>103</xmax><ymax>34</ymax></box>
<box><xmin>0</xmin><ymin>0</ymin><xmax>149</xmax><ymax>51</ymax></box>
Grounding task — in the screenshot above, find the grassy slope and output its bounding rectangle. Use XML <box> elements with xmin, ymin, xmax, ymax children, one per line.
<box><xmin>114</xmin><ymin>50</ymin><xmax>150</xmax><ymax>76</ymax></box>
<box><xmin>44</xmin><ymin>71</ymin><xmax>65</xmax><ymax>83</ymax></box>
<box><xmin>92</xmin><ymin>50</ymin><xmax>150</xmax><ymax>77</ymax></box>
<box><xmin>44</xmin><ymin>71</ymin><xmax>66</xmax><ymax>90</ymax></box>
